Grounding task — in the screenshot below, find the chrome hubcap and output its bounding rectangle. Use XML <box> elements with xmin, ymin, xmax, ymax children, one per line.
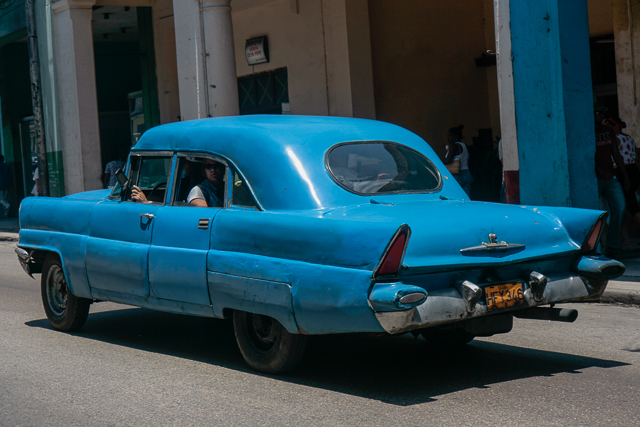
<box><xmin>46</xmin><ymin>265</ymin><xmax>68</xmax><ymax>317</ymax></box>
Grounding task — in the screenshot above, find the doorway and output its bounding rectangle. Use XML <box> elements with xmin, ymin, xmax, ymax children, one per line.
<box><xmin>92</xmin><ymin>5</ymin><xmax>159</xmax><ymax>186</ymax></box>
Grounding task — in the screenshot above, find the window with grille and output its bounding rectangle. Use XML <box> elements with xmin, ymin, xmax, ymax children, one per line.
<box><xmin>237</xmin><ymin>68</ymin><xmax>289</xmax><ymax>115</ymax></box>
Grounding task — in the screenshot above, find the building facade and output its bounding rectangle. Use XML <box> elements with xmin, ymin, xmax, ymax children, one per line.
<box><xmin>0</xmin><ymin>0</ymin><xmax>635</xmax><ymax>209</ymax></box>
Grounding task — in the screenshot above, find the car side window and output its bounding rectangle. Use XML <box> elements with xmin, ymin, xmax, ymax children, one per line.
<box><xmin>230</xmin><ymin>168</ymin><xmax>258</xmax><ymax>209</ymax></box>
<box><xmin>171</xmin><ymin>155</ymin><xmax>227</xmax><ymax>208</ymax></box>
<box><xmin>127</xmin><ymin>155</ymin><xmax>172</xmax><ymax>204</ymax></box>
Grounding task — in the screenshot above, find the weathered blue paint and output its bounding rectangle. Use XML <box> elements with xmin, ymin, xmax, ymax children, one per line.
<box><xmin>207</xmin><ymin>271</ymin><xmax>298</xmax><ymax>333</ymax></box>
<box><xmin>510</xmin><ymin>0</ymin><xmax>598</xmax><ymax>209</ymax></box>
<box><xmin>16</xmin><ymin>116</ymin><xmax>621</xmax><ymax>337</ymax></box>
<box><xmin>149</xmin><ymin>206</ymin><xmax>217</xmax><ymax>304</ymax></box>
<box><xmin>86</xmin><ymin>200</ymin><xmax>160</xmax><ymax>298</ymax></box>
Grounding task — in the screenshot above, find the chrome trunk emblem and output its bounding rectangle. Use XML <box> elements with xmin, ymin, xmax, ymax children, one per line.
<box><xmin>460</xmin><ymin>233</ymin><xmax>525</xmax><ymax>253</ymax></box>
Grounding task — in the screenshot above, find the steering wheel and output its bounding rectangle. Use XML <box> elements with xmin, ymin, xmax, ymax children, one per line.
<box><xmin>148</xmin><ymin>180</ymin><xmax>167</xmax><ymax>200</ymax></box>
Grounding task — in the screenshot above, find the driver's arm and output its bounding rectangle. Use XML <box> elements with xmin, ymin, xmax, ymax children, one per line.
<box><xmin>189</xmin><ymin>198</ymin><xmax>207</xmax><ymax>207</ymax></box>
<box><xmin>131</xmin><ymin>185</ymin><xmax>149</xmax><ymax>203</ymax></box>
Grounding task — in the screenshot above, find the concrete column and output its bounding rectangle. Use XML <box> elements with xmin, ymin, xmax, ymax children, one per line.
<box><xmin>202</xmin><ymin>0</ymin><xmax>239</xmax><ymax>117</ymax></box>
<box><xmin>493</xmin><ymin>0</ymin><xmax>598</xmax><ymax>208</ymax></box>
<box><xmin>173</xmin><ymin>0</ymin><xmax>207</xmax><ymax>120</ymax></box>
<box><xmin>494</xmin><ymin>0</ymin><xmax>520</xmax><ymax>204</ymax></box>
<box><xmin>321</xmin><ymin>0</ymin><xmax>375</xmax><ymax>119</ymax></box>
<box><xmin>173</xmin><ymin>0</ymin><xmax>238</xmax><ymax>120</ymax></box>
<box><xmin>613</xmin><ymin>0</ymin><xmax>640</xmax><ymax>143</ymax></box>
<box><xmin>51</xmin><ymin>0</ymin><xmax>102</xmax><ymax>194</ymax></box>
<box><xmin>152</xmin><ymin>0</ymin><xmax>180</xmax><ymax>124</ymax></box>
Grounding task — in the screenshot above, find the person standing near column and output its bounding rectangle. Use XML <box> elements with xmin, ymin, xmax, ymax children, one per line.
<box><xmin>443</xmin><ymin>125</ymin><xmax>473</xmax><ymax>196</ymax></box>
<box><xmin>0</xmin><ymin>155</ymin><xmax>10</xmax><ymax>216</ymax></box>
<box><xmin>594</xmin><ymin>104</ymin><xmax>629</xmax><ymax>257</ymax></box>
<box><xmin>605</xmin><ymin>115</ymin><xmax>640</xmax><ymax>229</ymax></box>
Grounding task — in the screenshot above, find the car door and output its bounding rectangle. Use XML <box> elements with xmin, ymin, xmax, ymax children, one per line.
<box><xmin>86</xmin><ymin>154</ymin><xmax>174</xmax><ymax>298</ymax></box>
<box><xmin>147</xmin><ymin>154</ymin><xmax>226</xmax><ymax>306</ymax></box>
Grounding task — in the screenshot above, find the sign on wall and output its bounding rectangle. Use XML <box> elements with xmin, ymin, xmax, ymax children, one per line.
<box><xmin>245</xmin><ymin>37</ymin><xmax>269</xmax><ymax>65</ymax></box>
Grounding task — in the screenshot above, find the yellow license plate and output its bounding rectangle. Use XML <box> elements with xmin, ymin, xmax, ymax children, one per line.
<box><xmin>485</xmin><ymin>281</ymin><xmax>524</xmax><ymax>310</ymax></box>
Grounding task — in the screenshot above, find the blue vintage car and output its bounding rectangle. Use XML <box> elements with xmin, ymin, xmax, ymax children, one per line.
<box><xmin>16</xmin><ymin>115</ymin><xmax>624</xmax><ymax>374</ymax></box>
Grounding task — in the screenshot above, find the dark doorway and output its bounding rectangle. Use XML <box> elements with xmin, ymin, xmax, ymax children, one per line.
<box><xmin>590</xmin><ymin>34</ymin><xmax>617</xmax><ymax>117</ymax></box>
<box><xmin>92</xmin><ymin>5</ymin><xmax>159</xmax><ymax>187</ymax></box>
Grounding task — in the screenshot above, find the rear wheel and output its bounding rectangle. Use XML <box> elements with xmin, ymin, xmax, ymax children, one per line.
<box><xmin>233</xmin><ymin>310</ymin><xmax>307</xmax><ymax>374</ymax></box>
<box><xmin>421</xmin><ymin>327</ymin><xmax>475</xmax><ymax>346</ymax></box>
<box><xmin>41</xmin><ymin>254</ymin><xmax>91</xmax><ymax>331</ymax></box>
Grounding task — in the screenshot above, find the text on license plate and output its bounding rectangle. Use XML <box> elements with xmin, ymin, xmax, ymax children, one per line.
<box><xmin>485</xmin><ymin>281</ymin><xmax>524</xmax><ymax>310</ymax></box>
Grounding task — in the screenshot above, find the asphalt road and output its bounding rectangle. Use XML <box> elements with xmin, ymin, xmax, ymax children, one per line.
<box><xmin>0</xmin><ymin>242</ymin><xmax>639</xmax><ymax>426</ymax></box>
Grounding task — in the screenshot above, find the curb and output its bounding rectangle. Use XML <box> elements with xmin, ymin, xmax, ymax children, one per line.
<box><xmin>0</xmin><ymin>232</ymin><xmax>18</xmax><ymax>243</ymax></box>
<box><xmin>600</xmin><ymin>290</ymin><xmax>640</xmax><ymax>306</ymax></box>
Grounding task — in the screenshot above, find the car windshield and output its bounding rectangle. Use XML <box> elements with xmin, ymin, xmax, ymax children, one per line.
<box><xmin>327</xmin><ymin>142</ymin><xmax>441</xmax><ymax>194</ymax></box>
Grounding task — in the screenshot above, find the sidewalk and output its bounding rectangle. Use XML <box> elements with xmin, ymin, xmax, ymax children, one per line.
<box><xmin>0</xmin><ymin>216</ymin><xmax>19</xmax><ymax>243</ymax></box>
<box><xmin>0</xmin><ymin>215</ymin><xmax>638</xmax><ymax>304</ymax></box>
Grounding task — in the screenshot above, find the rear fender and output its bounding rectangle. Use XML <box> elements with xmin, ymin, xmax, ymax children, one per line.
<box><xmin>524</xmin><ymin>206</ymin><xmax>605</xmax><ymax>249</ymax></box>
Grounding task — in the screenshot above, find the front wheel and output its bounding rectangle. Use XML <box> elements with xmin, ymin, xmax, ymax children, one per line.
<box><xmin>233</xmin><ymin>311</ymin><xmax>307</xmax><ymax>374</ymax></box>
<box><xmin>41</xmin><ymin>254</ymin><xmax>91</xmax><ymax>331</ymax></box>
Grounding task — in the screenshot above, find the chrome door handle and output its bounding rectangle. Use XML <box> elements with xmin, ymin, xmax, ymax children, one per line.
<box><xmin>139</xmin><ymin>213</ymin><xmax>155</xmax><ymax>220</ymax></box>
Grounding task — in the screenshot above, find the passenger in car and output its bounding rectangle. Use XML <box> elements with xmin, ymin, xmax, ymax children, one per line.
<box><xmin>187</xmin><ymin>159</ymin><xmax>225</xmax><ymax>207</ymax></box>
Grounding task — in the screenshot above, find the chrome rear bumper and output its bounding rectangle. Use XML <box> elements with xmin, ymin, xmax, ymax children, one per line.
<box><xmin>371</xmin><ymin>255</ymin><xmax>624</xmax><ymax>334</ymax></box>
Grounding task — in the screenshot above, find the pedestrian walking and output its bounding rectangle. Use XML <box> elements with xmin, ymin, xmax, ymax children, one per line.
<box><xmin>31</xmin><ymin>166</ymin><xmax>41</xmax><ymax>197</ymax></box>
<box><xmin>605</xmin><ymin>116</ymin><xmax>640</xmax><ymax>233</ymax></box>
<box><xmin>594</xmin><ymin>104</ymin><xmax>630</xmax><ymax>257</ymax></box>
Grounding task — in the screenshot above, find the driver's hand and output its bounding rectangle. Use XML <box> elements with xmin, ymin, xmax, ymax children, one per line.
<box><xmin>131</xmin><ymin>185</ymin><xmax>148</xmax><ymax>203</ymax></box>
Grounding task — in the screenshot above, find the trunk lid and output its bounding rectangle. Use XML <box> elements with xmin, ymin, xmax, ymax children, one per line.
<box><xmin>321</xmin><ymin>200</ymin><xmax>582</xmax><ymax>273</ymax></box>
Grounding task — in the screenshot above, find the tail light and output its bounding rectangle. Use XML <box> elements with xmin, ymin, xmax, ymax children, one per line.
<box><xmin>375</xmin><ymin>224</ymin><xmax>411</xmax><ymax>277</ymax></box>
<box><xmin>581</xmin><ymin>213</ymin><xmax>607</xmax><ymax>252</ymax></box>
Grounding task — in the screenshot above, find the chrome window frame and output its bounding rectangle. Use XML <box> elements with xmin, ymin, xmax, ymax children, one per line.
<box><xmin>114</xmin><ymin>151</ymin><xmax>175</xmax><ymax>205</ymax></box>
<box><xmin>169</xmin><ymin>151</ymin><xmax>263</xmax><ymax>211</ymax></box>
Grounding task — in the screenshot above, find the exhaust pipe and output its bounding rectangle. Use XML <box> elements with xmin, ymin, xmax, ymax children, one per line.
<box><xmin>513</xmin><ymin>307</ymin><xmax>578</xmax><ymax>323</ymax></box>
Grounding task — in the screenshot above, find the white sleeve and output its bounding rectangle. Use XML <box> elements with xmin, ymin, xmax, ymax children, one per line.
<box><xmin>187</xmin><ymin>186</ymin><xmax>205</xmax><ymax>204</ymax></box>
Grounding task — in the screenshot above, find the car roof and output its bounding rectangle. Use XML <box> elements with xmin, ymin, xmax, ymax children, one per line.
<box><xmin>133</xmin><ymin>115</ymin><xmax>463</xmax><ymax>210</ymax></box>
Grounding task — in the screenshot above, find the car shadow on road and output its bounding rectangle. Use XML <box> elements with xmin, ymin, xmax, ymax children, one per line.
<box><xmin>26</xmin><ymin>306</ymin><xmax>629</xmax><ymax>406</ymax></box>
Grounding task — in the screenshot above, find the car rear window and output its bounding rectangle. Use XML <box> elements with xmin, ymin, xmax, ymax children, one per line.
<box><xmin>327</xmin><ymin>142</ymin><xmax>441</xmax><ymax>194</ymax></box>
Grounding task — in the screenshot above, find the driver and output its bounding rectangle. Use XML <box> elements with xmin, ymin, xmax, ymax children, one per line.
<box><xmin>187</xmin><ymin>159</ymin><xmax>224</xmax><ymax>207</ymax></box>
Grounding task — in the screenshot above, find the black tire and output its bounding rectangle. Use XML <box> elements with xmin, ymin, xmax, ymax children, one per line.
<box><xmin>41</xmin><ymin>253</ymin><xmax>91</xmax><ymax>331</ymax></box>
<box><xmin>233</xmin><ymin>310</ymin><xmax>307</xmax><ymax>374</ymax></box>
<box><xmin>421</xmin><ymin>327</ymin><xmax>475</xmax><ymax>346</ymax></box>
